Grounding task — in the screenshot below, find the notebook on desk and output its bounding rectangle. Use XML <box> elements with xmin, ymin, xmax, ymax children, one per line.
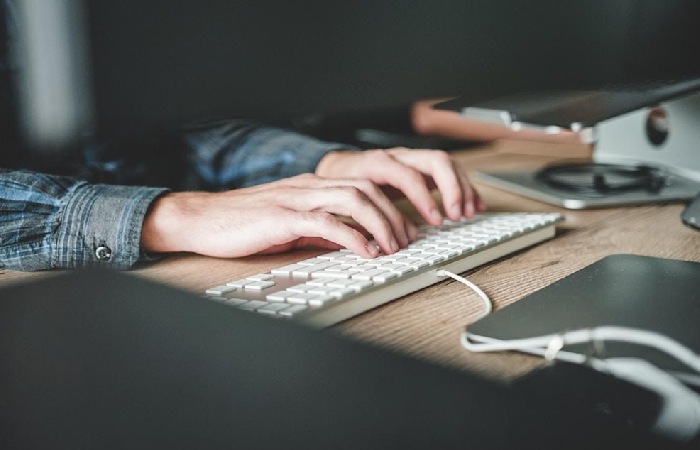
<box><xmin>466</xmin><ymin>254</ymin><xmax>700</xmax><ymax>372</ymax></box>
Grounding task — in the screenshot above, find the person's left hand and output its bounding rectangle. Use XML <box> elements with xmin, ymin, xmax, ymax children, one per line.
<box><xmin>315</xmin><ymin>148</ymin><xmax>486</xmax><ymax>226</ymax></box>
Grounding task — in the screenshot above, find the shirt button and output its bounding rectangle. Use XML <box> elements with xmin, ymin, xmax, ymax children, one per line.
<box><xmin>95</xmin><ymin>246</ymin><xmax>112</xmax><ymax>262</ymax></box>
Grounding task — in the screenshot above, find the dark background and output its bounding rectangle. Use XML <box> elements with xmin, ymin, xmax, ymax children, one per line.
<box><xmin>84</xmin><ymin>0</ymin><xmax>700</xmax><ymax>136</ymax></box>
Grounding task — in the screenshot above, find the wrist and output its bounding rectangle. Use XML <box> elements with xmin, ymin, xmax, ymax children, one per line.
<box><xmin>140</xmin><ymin>192</ymin><xmax>198</xmax><ymax>254</ymax></box>
<box><xmin>315</xmin><ymin>150</ymin><xmax>352</xmax><ymax>178</ymax></box>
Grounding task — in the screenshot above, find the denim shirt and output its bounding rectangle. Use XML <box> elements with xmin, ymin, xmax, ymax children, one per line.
<box><xmin>0</xmin><ymin>120</ymin><xmax>354</xmax><ymax>271</ymax></box>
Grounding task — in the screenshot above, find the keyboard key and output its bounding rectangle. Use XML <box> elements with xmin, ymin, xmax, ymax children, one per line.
<box><xmin>316</xmin><ymin>250</ymin><xmax>353</xmax><ymax>260</ymax></box>
<box><xmin>328</xmin><ymin>287</ymin><xmax>358</xmax><ymax>299</ymax></box>
<box><xmin>308</xmin><ymin>295</ymin><xmax>336</xmax><ymax>307</ymax></box>
<box><xmin>257</xmin><ymin>303</ymin><xmax>292</xmax><ymax>315</ymax></box>
<box><xmin>326</xmin><ymin>279</ymin><xmax>365</xmax><ymax>289</ymax></box>
<box><xmin>292</xmin><ymin>262</ymin><xmax>340</xmax><ymax>277</ymax></box>
<box><xmin>287</xmin><ymin>283</ymin><xmax>314</xmax><ymax>293</ymax></box>
<box><xmin>297</xmin><ymin>257</ymin><xmax>326</xmax><ymax>266</ymax></box>
<box><xmin>377</xmin><ymin>264</ymin><xmax>414</xmax><ymax>274</ymax></box>
<box><xmin>424</xmin><ymin>254</ymin><xmax>447</xmax><ymax>265</ymax></box>
<box><xmin>403</xmin><ymin>258</ymin><xmax>430</xmax><ymax>270</ymax></box>
<box><xmin>310</xmin><ymin>270</ymin><xmax>352</xmax><ymax>279</ymax></box>
<box><xmin>286</xmin><ymin>292</ymin><xmax>320</xmax><ymax>304</ymax></box>
<box><xmin>224</xmin><ymin>298</ymin><xmax>249</xmax><ymax>306</ymax></box>
<box><xmin>205</xmin><ymin>285</ymin><xmax>237</xmax><ymax>296</ymax></box>
<box><xmin>266</xmin><ymin>291</ymin><xmax>295</xmax><ymax>302</ymax></box>
<box><xmin>242</xmin><ymin>280</ymin><xmax>275</xmax><ymax>290</ymax></box>
<box><xmin>332</xmin><ymin>255</ymin><xmax>361</xmax><ymax>263</ymax></box>
<box><xmin>372</xmin><ymin>272</ymin><xmax>398</xmax><ymax>283</ymax></box>
<box><xmin>352</xmin><ymin>269</ymin><xmax>396</xmax><ymax>282</ymax></box>
<box><xmin>307</xmin><ymin>285</ymin><xmax>338</xmax><ymax>295</ymax></box>
<box><xmin>279</xmin><ymin>304</ymin><xmax>309</xmax><ymax>318</ymax></box>
<box><xmin>237</xmin><ymin>300</ymin><xmax>269</xmax><ymax>311</ymax></box>
<box><xmin>246</xmin><ymin>273</ymin><xmax>275</xmax><ymax>281</ymax></box>
<box><xmin>271</xmin><ymin>263</ymin><xmax>309</xmax><ymax>275</ymax></box>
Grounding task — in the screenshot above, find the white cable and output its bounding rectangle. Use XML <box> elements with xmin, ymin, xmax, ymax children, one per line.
<box><xmin>436</xmin><ymin>269</ymin><xmax>492</xmax><ymax>318</ymax></box>
<box><xmin>462</xmin><ymin>326</ymin><xmax>700</xmax><ymax>375</ymax></box>
<box><xmin>461</xmin><ymin>330</ymin><xmax>601</xmax><ymax>366</ymax></box>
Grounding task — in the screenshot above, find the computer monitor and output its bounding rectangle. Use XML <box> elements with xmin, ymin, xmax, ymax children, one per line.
<box><xmin>6</xmin><ymin>0</ymin><xmax>700</xmax><ymax>153</ymax></box>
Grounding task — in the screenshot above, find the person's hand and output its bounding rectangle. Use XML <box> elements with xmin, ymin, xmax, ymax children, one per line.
<box><xmin>315</xmin><ymin>148</ymin><xmax>486</xmax><ymax>226</ymax></box>
<box><xmin>140</xmin><ymin>173</ymin><xmax>418</xmax><ymax>259</ymax></box>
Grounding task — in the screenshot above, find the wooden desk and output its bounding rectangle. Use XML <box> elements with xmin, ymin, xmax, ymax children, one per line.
<box><xmin>3</xmin><ymin>139</ymin><xmax>698</xmax><ymax>382</ymax></box>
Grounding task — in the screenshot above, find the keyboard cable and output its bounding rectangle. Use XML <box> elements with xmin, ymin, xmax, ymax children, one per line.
<box><xmin>436</xmin><ymin>269</ymin><xmax>493</xmax><ymax>319</ymax></box>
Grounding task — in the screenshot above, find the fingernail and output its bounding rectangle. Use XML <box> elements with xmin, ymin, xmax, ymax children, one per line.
<box><xmin>390</xmin><ymin>239</ymin><xmax>399</xmax><ymax>253</ymax></box>
<box><xmin>430</xmin><ymin>208</ymin><xmax>442</xmax><ymax>224</ymax></box>
<box><xmin>465</xmin><ymin>202</ymin><xmax>475</xmax><ymax>217</ymax></box>
<box><xmin>366</xmin><ymin>242</ymin><xmax>380</xmax><ymax>257</ymax></box>
<box><xmin>406</xmin><ymin>222</ymin><xmax>418</xmax><ymax>242</ymax></box>
<box><xmin>450</xmin><ymin>203</ymin><xmax>462</xmax><ymax>219</ymax></box>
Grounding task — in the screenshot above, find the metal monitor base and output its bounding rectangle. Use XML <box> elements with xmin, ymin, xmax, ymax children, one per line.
<box><xmin>476</xmin><ymin>91</ymin><xmax>700</xmax><ymax>209</ymax></box>
<box><xmin>475</xmin><ymin>169</ymin><xmax>700</xmax><ymax>210</ymax></box>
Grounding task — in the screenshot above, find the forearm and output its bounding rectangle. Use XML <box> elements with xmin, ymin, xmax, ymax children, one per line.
<box><xmin>182</xmin><ymin>120</ymin><xmax>358</xmax><ymax>189</ymax></box>
<box><xmin>0</xmin><ymin>169</ymin><xmax>167</xmax><ymax>271</ymax></box>
<box><xmin>140</xmin><ymin>191</ymin><xmax>204</xmax><ymax>255</ymax></box>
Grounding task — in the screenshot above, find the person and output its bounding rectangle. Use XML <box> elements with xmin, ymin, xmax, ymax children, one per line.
<box><xmin>0</xmin><ymin>0</ymin><xmax>485</xmax><ymax>272</ymax></box>
<box><xmin>0</xmin><ymin>0</ymin><xmax>571</xmax><ymax>273</ymax></box>
<box><xmin>5</xmin><ymin>96</ymin><xmax>581</xmax><ymax>273</ymax></box>
<box><xmin>0</xmin><ymin>118</ymin><xmax>486</xmax><ymax>272</ymax></box>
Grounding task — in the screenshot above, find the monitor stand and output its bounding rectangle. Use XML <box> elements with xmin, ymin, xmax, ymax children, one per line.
<box><xmin>475</xmin><ymin>91</ymin><xmax>700</xmax><ymax>209</ymax></box>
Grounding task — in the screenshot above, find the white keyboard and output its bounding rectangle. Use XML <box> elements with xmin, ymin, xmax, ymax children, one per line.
<box><xmin>203</xmin><ymin>213</ymin><xmax>563</xmax><ymax>327</ymax></box>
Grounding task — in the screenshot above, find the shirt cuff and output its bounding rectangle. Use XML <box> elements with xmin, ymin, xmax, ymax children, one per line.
<box><xmin>54</xmin><ymin>184</ymin><xmax>168</xmax><ymax>270</ymax></box>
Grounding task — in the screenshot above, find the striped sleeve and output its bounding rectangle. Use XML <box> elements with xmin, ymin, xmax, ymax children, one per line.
<box><xmin>0</xmin><ymin>169</ymin><xmax>167</xmax><ymax>271</ymax></box>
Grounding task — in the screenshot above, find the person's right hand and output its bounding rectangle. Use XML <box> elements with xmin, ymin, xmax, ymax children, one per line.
<box><xmin>140</xmin><ymin>173</ymin><xmax>418</xmax><ymax>259</ymax></box>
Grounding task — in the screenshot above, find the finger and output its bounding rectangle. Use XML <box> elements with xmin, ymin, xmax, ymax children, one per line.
<box><xmin>293</xmin><ymin>237</ymin><xmax>345</xmax><ymax>251</ymax></box>
<box><xmin>429</xmin><ymin>155</ymin><xmax>465</xmax><ymax>220</ymax></box>
<box><xmin>477</xmin><ymin>195</ymin><xmax>487</xmax><ymax>212</ymax></box>
<box><xmin>367</xmin><ymin>153</ymin><xmax>443</xmax><ymax>226</ymax></box>
<box><xmin>465</xmin><ymin>177</ymin><xmax>487</xmax><ymax>213</ymax></box>
<box><xmin>454</xmin><ymin>168</ymin><xmax>486</xmax><ymax>214</ymax></box>
<box><xmin>320</xmin><ymin>179</ymin><xmax>410</xmax><ymax>248</ymax></box>
<box><xmin>472</xmin><ymin>180</ymin><xmax>487</xmax><ymax>212</ymax></box>
<box><xmin>258</xmin><ymin>237</ymin><xmax>344</xmax><ymax>255</ymax></box>
<box><xmin>291</xmin><ymin>211</ymin><xmax>380</xmax><ymax>258</ymax></box>
<box><xmin>315</xmin><ymin>150</ymin><xmax>443</xmax><ymax>226</ymax></box>
<box><xmin>277</xmin><ymin>187</ymin><xmax>401</xmax><ymax>255</ymax></box>
<box><xmin>271</xmin><ymin>176</ymin><xmax>410</xmax><ymax>249</ymax></box>
<box><xmin>454</xmin><ymin>167</ymin><xmax>475</xmax><ymax>217</ymax></box>
<box><xmin>389</xmin><ymin>149</ymin><xmax>466</xmax><ymax>221</ymax></box>
<box><xmin>404</xmin><ymin>218</ymin><xmax>418</xmax><ymax>242</ymax></box>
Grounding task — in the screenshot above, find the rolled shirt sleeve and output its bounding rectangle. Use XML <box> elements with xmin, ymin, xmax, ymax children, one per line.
<box><xmin>0</xmin><ymin>169</ymin><xmax>167</xmax><ymax>271</ymax></box>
